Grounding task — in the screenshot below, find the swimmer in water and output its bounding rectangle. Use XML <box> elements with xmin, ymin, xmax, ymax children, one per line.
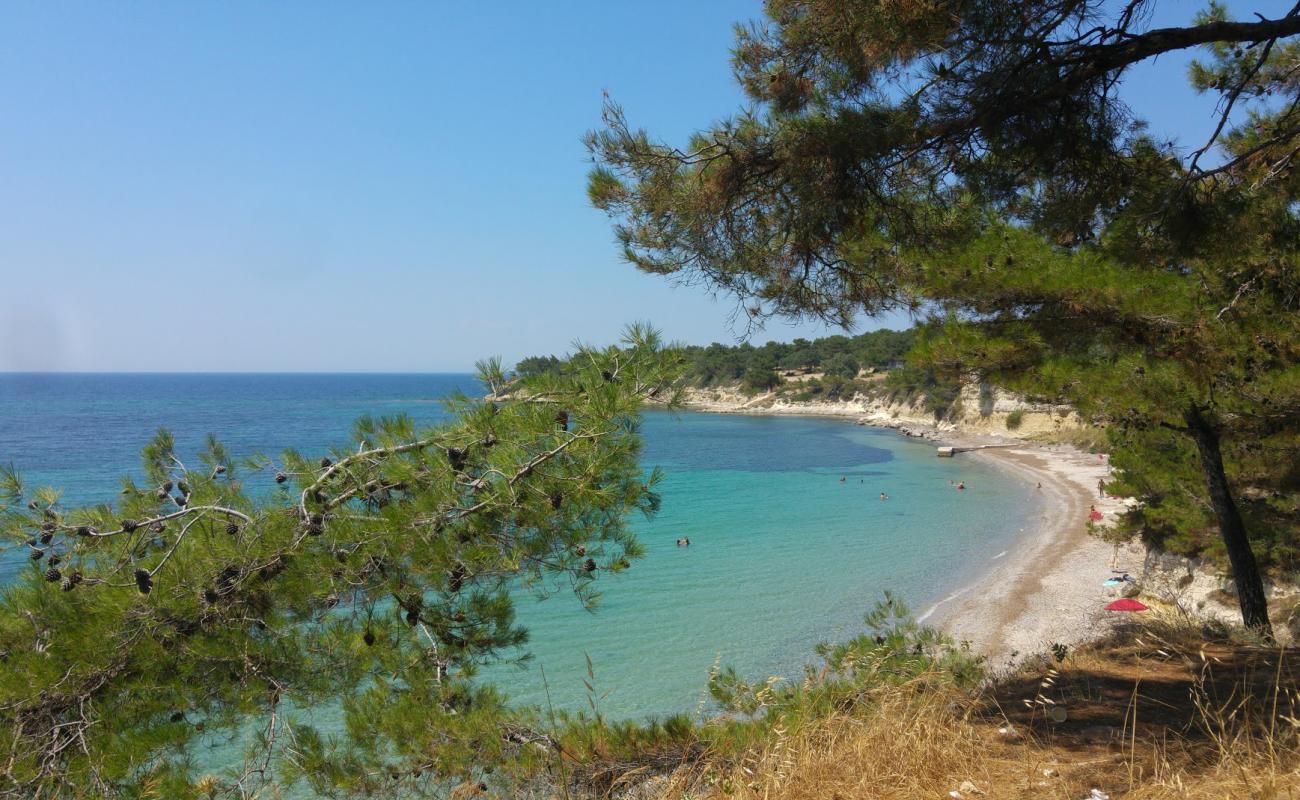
<box><xmin>879</xmin><ymin>492</ymin><xmax>888</xmax><ymax>501</ymax></box>
<box><xmin>957</xmin><ymin>481</ymin><xmax>966</xmax><ymax>491</ymax></box>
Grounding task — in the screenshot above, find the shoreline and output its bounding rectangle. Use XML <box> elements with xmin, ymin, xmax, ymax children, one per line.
<box><xmin>665</xmin><ymin>396</ymin><xmax>1146</xmax><ymax>668</ymax></box>
<box><xmin>923</xmin><ymin>443</ymin><xmax>1144</xmax><ymax>669</ymax></box>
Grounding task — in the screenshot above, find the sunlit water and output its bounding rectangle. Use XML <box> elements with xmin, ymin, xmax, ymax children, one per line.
<box><xmin>0</xmin><ymin>374</ymin><xmax>1038</xmax><ymax>721</ymax></box>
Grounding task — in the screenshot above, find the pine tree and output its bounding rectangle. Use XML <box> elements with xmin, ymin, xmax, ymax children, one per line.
<box><xmin>0</xmin><ymin>325</ymin><xmax>683</xmax><ymax>798</ymax></box>
<box><xmin>588</xmin><ymin>1</ymin><xmax>1300</xmax><ymax>634</ymax></box>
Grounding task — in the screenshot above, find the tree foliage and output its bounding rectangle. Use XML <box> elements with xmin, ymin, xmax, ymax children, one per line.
<box><xmin>588</xmin><ymin>0</ymin><xmax>1300</xmax><ymax>633</ymax></box>
<box><xmin>0</xmin><ymin>326</ymin><xmax>683</xmax><ymax>798</ymax></box>
<box><xmin>522</xmin><ymin>328</ymin><xmax>915</xmax><ymax>390</ymax></box>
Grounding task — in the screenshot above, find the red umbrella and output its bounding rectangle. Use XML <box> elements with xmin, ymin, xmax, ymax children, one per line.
<box><xmin>1105</xmin><ymin>598</ymin><xmax>1148</xmax><ymax>612</ymax></box>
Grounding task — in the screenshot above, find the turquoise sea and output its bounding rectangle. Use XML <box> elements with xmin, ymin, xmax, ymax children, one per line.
<box><xmin>0</xmin><ymin>373</ymin><xmax>1038</xmax><ymax>720</ymax></box>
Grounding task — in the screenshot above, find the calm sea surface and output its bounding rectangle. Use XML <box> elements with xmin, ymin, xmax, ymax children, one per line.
<box><xmin>0</xmin><ymin>373</ymin><xmax>1038</xmax><ymax>719</ymax></box>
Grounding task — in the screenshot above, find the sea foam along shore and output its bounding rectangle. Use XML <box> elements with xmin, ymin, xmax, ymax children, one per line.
<box><xmin>666</xmin><ymin>389</ymin><xmax>1146</xmax><ymax>670</ymax></box>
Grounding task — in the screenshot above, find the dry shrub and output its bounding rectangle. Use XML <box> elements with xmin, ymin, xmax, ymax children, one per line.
<box><xmin>645</xmin><ymin>678</ymin><xmax>994</xmax><ymax>800</ymax></box>
<box><xmin>633</xmin><ymin>626</ymin><xmax>1300</xmax><ymax>800</ymax></box>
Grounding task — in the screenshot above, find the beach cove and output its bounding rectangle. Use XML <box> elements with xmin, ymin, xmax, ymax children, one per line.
<box><xmin>0</xmin><ymin>373</ymin><xmax>1051</xmax><ymax>721</ymax></box>
<box><xmin>665</xmin><ymin>388</ymin><xmax>1150</xmax><ymax>672</ymax></box>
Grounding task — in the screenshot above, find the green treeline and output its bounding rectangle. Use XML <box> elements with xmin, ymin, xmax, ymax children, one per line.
<box><xmin>521</xmin><ymin>327</ymin><xmax>920</xmax><ymax>391</ymax></box>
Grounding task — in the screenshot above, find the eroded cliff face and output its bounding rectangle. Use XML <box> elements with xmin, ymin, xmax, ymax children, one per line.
<box><xmin>669</xmin><ymin>381</ymin><xmax>1084</xmax><ymax>441</ymax></box>
<box><xmin>947</xmin><ymin>382</ymin><xmax>1083</xmax><ymax>438</ymax></box>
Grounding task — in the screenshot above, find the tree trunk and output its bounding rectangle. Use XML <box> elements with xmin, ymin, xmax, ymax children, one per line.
<box><xmin>1184</xmin><ymin>405</ymin><xmax>1272</xmax><ymax>637</ymax></box>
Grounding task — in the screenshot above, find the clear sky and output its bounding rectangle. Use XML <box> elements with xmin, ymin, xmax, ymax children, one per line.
<box><xmin>0</xmin><ymin>1</ymin><xmax>1289</xmax><ymax>372</ymax></box>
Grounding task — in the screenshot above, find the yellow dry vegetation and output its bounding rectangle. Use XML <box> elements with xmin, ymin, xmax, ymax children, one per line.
<box><xmin>637</xmin><ymin>626</ymin><xmax>1300</xmax><ymax>800</ymax></box>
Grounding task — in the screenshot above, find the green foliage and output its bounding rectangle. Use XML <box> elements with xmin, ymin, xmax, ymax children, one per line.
<box><xmin>742</xmin><ymin>365</ymin><xmax>780</xmax><ymax>393</ymax></box>
<box><xmin>1005</xmin><ymin>410</ymin><xmax>1024</xmax><ymax>430</ymax></box>
<box><xmin>525</xmin><ymin>329</ymin><xmax>916</xmax><ymax>390</ymax></box>
<box><xmin>586</xmin><ymin>0</ymin><xmax>1300</xmax><ymax>630</ymax></box>
<box><xmin>514</xmin><ymin>354</ymin><xmax>563</xmax><ymax>377</ymax></box>
<box><xmin>883</xmin><ymin>364</ymin><xmax>961</xmax><ymax>418</ymax></box>
<box><xmin>822</xmin><ymin>353</ymin><xmax>860</xmax><ymax>379</ymax></box>
<box><xmin>0</xmin><ymin>326</ymin><xmax>684</xmax><ymax>798</ymax></box>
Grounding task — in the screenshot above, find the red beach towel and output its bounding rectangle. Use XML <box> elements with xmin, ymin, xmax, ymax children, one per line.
<box><xmin>1105</xmin><ymin>598</ymin><xmax>1148</xmax><ymax>612</ymax></box>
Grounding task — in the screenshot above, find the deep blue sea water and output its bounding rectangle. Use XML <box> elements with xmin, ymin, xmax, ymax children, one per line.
<box><xmin>0</xmin><ymin>373</ymin><xmax>1038</xmax><ymax>720</ymax></box>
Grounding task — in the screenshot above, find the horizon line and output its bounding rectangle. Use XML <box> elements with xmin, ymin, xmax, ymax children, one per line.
<box><xmin>0</xmin><ymin>370</ymin><xmax>481</xmax><ymax>376</ymax></box>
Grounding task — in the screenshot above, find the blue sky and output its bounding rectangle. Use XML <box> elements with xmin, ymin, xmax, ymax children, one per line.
<box><xmin>0</xmin><ymin>1</ymin><xmax>1289</xmax><ymax>371</ymax></box>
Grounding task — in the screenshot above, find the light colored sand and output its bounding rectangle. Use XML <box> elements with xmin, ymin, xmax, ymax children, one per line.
<box><xmin>920</xmin><ymin>443</ymin><xmax>1145</xmax><ymax>671</ymax></box>
<box><xmin>671</xmin><ymin>393</ymin><xmax>1147</xmax><ymax>668</ymax></box>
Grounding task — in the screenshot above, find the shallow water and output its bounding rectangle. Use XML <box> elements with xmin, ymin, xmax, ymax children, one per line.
<box><xmin>0</xmin><ymin>374</ymin><xmax>1038</xmax><ymax>719</ymax></box>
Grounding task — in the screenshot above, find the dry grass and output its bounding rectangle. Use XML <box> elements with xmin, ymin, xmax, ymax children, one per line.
<box><xmin>638</xmin><ymin>680</ymin><xmax>995</xmax><ymax>800</ymax></box>
<box><xmin>631</xmin><ymin>628</ymin><xmax>1300</xmax><ymax>800</ymax></box>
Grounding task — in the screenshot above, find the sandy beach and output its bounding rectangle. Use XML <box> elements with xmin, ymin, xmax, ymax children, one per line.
<box><xmin>919</xmin><ymin>442</ymin><xmax>1145</xmax><ymax>670</ymax></box>
<box><xmin>673</xmin><ymin>392</ymin><xmax>1148</xmax><ymax>668</ymax></box>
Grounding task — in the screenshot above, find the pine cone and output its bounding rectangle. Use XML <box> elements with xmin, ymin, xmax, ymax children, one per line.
<box><xmin>176</xmin><ymin>481</ymin><xmax>189</xmax><ymax>495</ymax></box>
<box><xmin>39</xmin><ymin>531</ymin><xmax>53</xmax><ymax>545</ymax></box>
<box><xmin>213</xmin><ymin>465</ymin><xmax>226</xmax><ymax>474</ymax></box>
<box><xmin>225</xmin><ymin>522</ymin><xmax>239</xmax><ymax>536</ymax></box>
<box><xmin>29</xmin><ymin>549</ymin><xmax>43</xmax><ymax>561</ymax></box>
<box><xmin>555</xmin><ymin>410</ymin><xmax>569</xmax><ymax>431</ymax></box>
<box><xmin>47</xmin><ymin>555</ymin><xmax>61</xmax><ymax>567</ymax></box>
<box><xmin>120</xmin><ymin>519</ymin><xmax>138</xmax><ymax>533</ymax></box>
<box><xmin>583</xmin><ymin>558</ymin><xmax>597</xmax><ymax>573</ymax></box>
<box><xmin>275</xmin><ymin>472</ymin><xmax>288</xmax><ymax>484</ymax></box>
<box><xmin>320</xmin><ymin>457</ymin><xmax>332</xmax><ymax>469</ymax></box>
<box><xmin>134</xmin><ymin>569</ymin><xmax>152</xmax><ymax>594</ymax></box>
<box><xmin>447</xmin><ymin>447</ymin><xmax>468</xmax><ymax>472</ymax></box>
<box><xmin>44</xmin><ymin>568</ymin><xmax>60</xmax><ymax>583</ymax></box>
<box><xmin>162</xmin><ymin>481</ymin><xmax>174</xmax><ymax>492</ymax></box>
<box><xmin>363</xmin><ymin>630</ymin><xmax>376</xmax><ymax>646</ymax></box>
